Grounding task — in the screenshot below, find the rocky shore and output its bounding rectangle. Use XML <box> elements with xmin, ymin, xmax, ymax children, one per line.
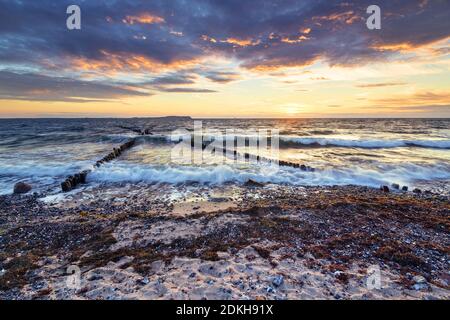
<box><xmin>0</xmin><ymin>184</ymin><xmax>448</xmax><ymax>300</ymax></box>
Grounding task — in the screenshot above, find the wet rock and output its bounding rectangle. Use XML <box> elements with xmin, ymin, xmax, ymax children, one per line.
<box><xmin>402</xmin><ymin>186</ymin><xmax>408</xmax><ymax>192</ymax></box>
<box><xmin>413</xmin><ymin>188</ymin><xmax>422</xmax><ymax>194</ymax></box>
<box><xmin>13</xmin><ymin>182</ymin><xmax>32</xmax><ymax>194</ymax></box>
<box><xmin>381</xmin><ymin>185</ymin><xmax>390</xmax><ymax>193</ymax></box>
<box><xmin>391</xmin><ymin>183</ymin><xmax>400</xmax><ymax>190</ymax></box>
<box><xmin>244</xmin><ymin>179</ymin><xmax>265</xmax><ymax>187</ymax></box>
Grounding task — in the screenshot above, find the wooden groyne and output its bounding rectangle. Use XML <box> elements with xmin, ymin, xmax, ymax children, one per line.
<box><xmin>61</xmin><ymin>138</ymin><xmax>137</xmax><ymax>192</ymax></box>
<box><xmin>61</xmin><ymin>125</ymin><xmax>164</xmax><ymax>192</ymax></box>
<box><xmin>198</xmin><ymin>140</ymin><xmax>315</xmax><ymax>172</ymax></box>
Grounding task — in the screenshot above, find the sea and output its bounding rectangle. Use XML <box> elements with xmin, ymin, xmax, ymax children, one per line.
<box><xmin>0</xmin><ymin>118</ymin><xmax>449</xmax><ymax>196</ymax></box>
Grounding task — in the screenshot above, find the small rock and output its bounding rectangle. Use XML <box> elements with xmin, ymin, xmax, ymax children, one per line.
<box><xmin>391</xmin><ymin>183</ymin><xmax>400</xmax><ymax>190</ymax></box>
<box><xmin>88</xmin><ymin>274</ymin><xmax>104</xmax><ymax>281</ymax></box>
<box><xmin>413</xmin><ymin>275</ymin><xmax>427</xmax><ymax>284</ymax></box>
<box><xmin>244</xmin><ymin>179</ymin><xmax>265</xmax><ymax>187</ymax></box>
<box><xmin>13</xmin><ymin>182</ymin><xmax>32</xmax><ymax>194</ymax></box>
<box><xmin>380</xmin><ymin>185</ymin><xmax>389</xmax><ymax>193</ymax></box>
<box><xmin>413</xmin><ymin>188</ymin><xmax>422</xmax><ymax>194</ymax></box>
<box><xmin>272</xmin><ymin>275</ymin><xmax>284</xmax><ymax>287</ymax></box>
<box><xmin>402</xmin><ymin>186</ymin><xmax>408</xmax><ymax>192</ymax></box>
<box><xmin>413</xmin><ymin>283</ymin><xmax>428</xmax><ymax>291</ymax></box>
<box><xmin>266</xmin><ymin>286</ymin><xmax>274</xmax><ymax>293</ymax></box>
<box><xmin>139</xmin><ymin>277</ymin><xmax>150</xmax><ymax>285</ymax></box>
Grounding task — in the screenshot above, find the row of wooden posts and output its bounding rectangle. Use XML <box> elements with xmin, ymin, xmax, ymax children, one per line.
<box><xmin>199</xmin><ymin>141</ymin><xmax>315</xmax><ymax>172</ymax></box>
<box><xmin>61</xmin><ymin>138</ymin><xmax>137</xmax><ymax>192</ymax></box>
<box><xmin>61</xmin><ymin>134</ymin><xmax>315</xmax><ymax>192</ymax></box>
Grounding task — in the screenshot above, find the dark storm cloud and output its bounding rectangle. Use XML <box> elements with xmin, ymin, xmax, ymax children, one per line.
<box><xmin>1</xmin><ymin>0</ymin><xmax>448</xmax><ymax>68</ymax></box>
<box><xmin>0</xmin><ymin>71</ymin><xmax>150</xmax><ymax>102</ymax></box>
<box><xmin>0</xmin><ymin>0</ymin><xmax>448</xmax><ymax>100</ymax></box>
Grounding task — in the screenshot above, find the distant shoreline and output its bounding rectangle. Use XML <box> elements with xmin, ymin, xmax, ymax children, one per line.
<box><xmin>0</xmin><ymin>117</ymin><xmax>449</xmax><ymax>120</ymax></box>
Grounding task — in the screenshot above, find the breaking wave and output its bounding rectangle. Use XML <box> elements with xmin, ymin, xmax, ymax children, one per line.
<box><xmin>88</xmin><ymin>162</ymin><xmax>450</xmax><ymax>189</ymax></box>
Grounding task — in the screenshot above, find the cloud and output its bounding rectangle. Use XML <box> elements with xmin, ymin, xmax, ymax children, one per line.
<box><xmin>122</xmin><ymin>13</ymin><xmax>165</xmax><ymax>25</ymax></box>
<box><xmin>204</xmin><ymin>71</ymin><xmax>240</xmax><ymax>83</ymax></box>
<box><xmin>372</xmin><ymin>91</ymin><xmax>450</xmax><ymax>106</ymax></box>
<box><xmin>0</xmin><ymin>71</ymin><xmax>150</xmax><ymax>102</ymax></box>
<box><xmin>356</xmin><ymin>82</ymin><xmax>408</xmax><ymax>88</ymax></box>
<box><xmin>1</xmin><ymin>0</ymin><xmax>448</xmax><ymax>73</ymax></box>
<box><xmin>0</xmin><ymin>0</ymin><xmax>449</xmax><ymax>103</ymax></box>
<box><xmin>157</xmin><ymin>87</ymin><xmax>217</xmax><ymax>93</ymax></box>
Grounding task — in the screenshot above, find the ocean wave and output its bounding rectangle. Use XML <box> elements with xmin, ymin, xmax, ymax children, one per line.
<box><xmin>0</xmin><ymin>162</ymin><xmax>91</xmax><ymax>178</ymax></box>
<box><xmin>132</xmin><ymin>133</ymin><xmax>450</xmax><ymax>150</ymax></box>
<box><xmin>279</xmin><ymin>137</ymin><xmax>450</xmax><ymax>149</ymax></box>
<box><xmin>87</xmin><ymin>162</ymin><xmax>450</xmax><ymax>188</ymax></box>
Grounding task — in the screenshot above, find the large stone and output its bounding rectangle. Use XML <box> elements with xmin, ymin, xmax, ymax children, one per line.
<box><xmin>13</xmin><ymin>182</ymin><xmax>32</xmax><ymax>194</ymax></box>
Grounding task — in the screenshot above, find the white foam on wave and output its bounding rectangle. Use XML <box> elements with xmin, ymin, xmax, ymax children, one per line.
<box><xmin>87</xmin><ymin>162</ymin><xmax>450</xmax><ymax>189</ymax></box>
<box><xmin>140</xmin><ymin>133</ymin><xmax>450</xmax><ymax>149</ymax></box>
<box><xmin>280</xmin><ymin>137</ymin><xmax>450</xmax><ymax>149</ymax></box>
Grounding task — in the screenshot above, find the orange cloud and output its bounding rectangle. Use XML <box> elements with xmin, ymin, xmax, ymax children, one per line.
<box><xmin>313</xmin><ymin>11</ymin><xmax>360</xmax><ymax>25</ymax></box>
<box><xmin>70</xmin><ymin>51</ymin><xmax>198</xmax><ymax>74</ymax></box>
<box><xmin>222</xmin><ymin>38</ymin><xmax>260</xmax><ymax>47</ymax></box>
<box><xmin>301</xmin><ymin>28</ymin><xmax>311</xmax><ymax>34</ymax></box>
<box><xmin>372</xmin><ymin>91</ymin><xmax>450</xmax><ymax>106</ymax></box>
<box><xmin>201</xmin><ymin>35</ymin><xmax>217</xmax><ymax>43</ymax></box>
<box><xmin>372</xmin><ymin>43</ymin><xmax>416</xmax><ymax>52</ymax></box>
<box><xmin>281</xmin><ymin>35</ymin><xmax>310</xmax><ymax>44</ymax></box>
<box><xmin>123</xmin><ymin>13</ymin><xmax>165</xmax><ymax>25</ymax></box>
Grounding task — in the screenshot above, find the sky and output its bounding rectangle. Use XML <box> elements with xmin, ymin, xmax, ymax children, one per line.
<box><xmin>0</xmin><ymin>0</ymin><xmax>449</xmax><ymax>118</ymax></box>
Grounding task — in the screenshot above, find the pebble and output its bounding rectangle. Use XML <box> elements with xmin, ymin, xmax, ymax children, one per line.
<box><xmin>413</xmin><ymin>283</ymin><xmax>428</xmax><ymax>291</ymax></box>
<box><xmin>88</xmin><ymin>274</ymin><xmax>104</xmax><ymax>281</ymax></box>
<box><xmin>412</xmin><ymin>275</ymin><xmax>426</xmax><ymax>284</ymax></box>
<box><xmin>272</xmin><ymin>275</ymin><xmax>284</xmax><ymax>287</ymax></box>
